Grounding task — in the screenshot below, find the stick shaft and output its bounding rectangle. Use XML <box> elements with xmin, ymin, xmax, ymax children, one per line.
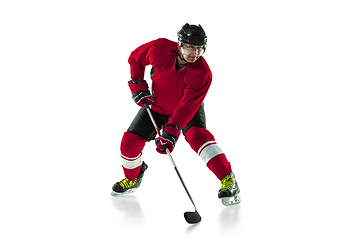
<box><xmin>144</xmin><ymin>103</ymin><xmax>199</xmax><ymax>212</ymax></box>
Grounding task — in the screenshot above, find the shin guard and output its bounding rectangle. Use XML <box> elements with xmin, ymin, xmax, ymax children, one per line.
<box><xmin>120</xmin><ymin>131</ymin><xmax>146</xmax><ymax>180</ymax></box>
<box><xmin>185</xmin><ymin>126</ymin><xmax>232</xmax><ymax>180</ymax></box>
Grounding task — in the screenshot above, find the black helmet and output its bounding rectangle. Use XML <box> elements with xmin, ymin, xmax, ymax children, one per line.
<box><xmin>177</xmin><ymin>23</ymin><xmax>207</xmax><ymax>51</ymax></box>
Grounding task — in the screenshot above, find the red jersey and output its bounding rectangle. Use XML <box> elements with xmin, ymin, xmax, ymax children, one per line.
<box><xmin>128</xmin><ymin>38</ymin><xmax>212</xmax><ymax>129</ymax></box>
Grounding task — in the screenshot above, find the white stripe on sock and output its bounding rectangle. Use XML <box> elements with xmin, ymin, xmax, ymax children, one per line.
<box><xmin>122</xmin><ymin>153</ymin><xmax>143</xmax><ymax>169</ymax></box>
<box><xmin>198</xmin><ymin>142</ymin><xmax>223</xmax><ymax>165</ymax></box>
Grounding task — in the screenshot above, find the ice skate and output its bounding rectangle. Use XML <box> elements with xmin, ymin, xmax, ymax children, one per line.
<box><xmin>218</xmin><ymin>172</ymin><xmax>241</xmax><ymax>206</ymax></box>
<box><xmin>111</xmin><ymin>162</ymin><xmax>148</xmax><ymax>196</ymax></box>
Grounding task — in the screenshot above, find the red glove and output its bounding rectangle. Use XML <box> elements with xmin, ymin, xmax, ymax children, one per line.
<box><xmin>128</xmin><ymin>79</ymin><xmax>153</xmax><ymax>107</ymax></box>
<box><xmin>155</xmin><ymin>124</ymin><xmax>181</xmax><ymax>154</ymax></box>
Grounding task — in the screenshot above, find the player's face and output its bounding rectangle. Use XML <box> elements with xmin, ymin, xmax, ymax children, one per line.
<box><xmin>181</xmin><ymin>44</ymin><xmax>204</xmax><ymax>63</ymax></box>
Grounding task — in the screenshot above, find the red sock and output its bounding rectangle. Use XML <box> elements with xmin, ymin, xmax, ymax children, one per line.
<box><xmin>185</xmin><ymin>126</ymin><xmax>232</xmax><ymax>180</ymax></box>
<box><xmin>120</xmin><ymin>131</ymin><xmax>146</xmax><ymax>180</ymax></box>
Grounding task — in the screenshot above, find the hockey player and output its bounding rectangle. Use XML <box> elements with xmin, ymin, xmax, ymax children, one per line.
<box><xmin>112</xmin><ymin>23</ymin><xmax>240</xmax><ymax>205</ymax></box>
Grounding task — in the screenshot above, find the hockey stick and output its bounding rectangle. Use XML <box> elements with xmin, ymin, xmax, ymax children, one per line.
<box><xmin>144</xmin><ymin>102</ymin><xmax>201</xmax><ymax>224</ymax></box>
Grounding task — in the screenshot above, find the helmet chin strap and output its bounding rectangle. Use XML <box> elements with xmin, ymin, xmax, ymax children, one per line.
<box><xmin>172</xmin><ymin>48</ymin><xmax>189</xmax><ymax>63</ymax></box>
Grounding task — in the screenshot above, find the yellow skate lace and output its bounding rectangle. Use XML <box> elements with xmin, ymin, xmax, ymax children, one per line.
<box><xmin>119</xmin><ymin>178</ymin><xmax>136</xmax><ymax>188</ymax></box>
<box><xmin>220</xmin><ymin>174</ymin><xmax>234</xmax><ymax>191</ymax></box>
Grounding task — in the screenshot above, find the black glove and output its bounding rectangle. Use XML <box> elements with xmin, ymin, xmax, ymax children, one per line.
<box><xmin>128</xmin><ymin>79</ymin><xmax>153</xmax><ymax>107</ymax></box>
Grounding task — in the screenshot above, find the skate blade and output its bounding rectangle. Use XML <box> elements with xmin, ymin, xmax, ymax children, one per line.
<box><xmin>221</xmin><ymin>194</ymin><xmax>241</xmax><ymax>206</ymax></box>
<box><xmin>111</xmin><ymin>188</ymin><xmax>137</xmax><ymax>196</ymax></box>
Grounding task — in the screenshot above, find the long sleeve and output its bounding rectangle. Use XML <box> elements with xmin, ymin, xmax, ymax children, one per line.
<box><xmin>128</xmin><ymin>40</ymin><xmax>156</xmax><ymax>80</ymax></box>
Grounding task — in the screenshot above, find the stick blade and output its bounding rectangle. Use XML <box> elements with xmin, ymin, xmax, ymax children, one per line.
<box><xmin>184</xmin><ymin>210</ymin><xmax>201</xmax><ymax>224</ymax></box>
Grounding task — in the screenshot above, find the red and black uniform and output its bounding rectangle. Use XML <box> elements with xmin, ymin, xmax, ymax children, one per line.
<box><xmin>121</xmin><ymin>38</ymin><xmax>232</xmax><ymax>181</ymax></box>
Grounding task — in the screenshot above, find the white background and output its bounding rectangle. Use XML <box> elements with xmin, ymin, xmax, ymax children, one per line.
<box><xmin>1</xmin><ymin>0</ymin><xmax>359</xmax><ymax>239</ymax></box>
